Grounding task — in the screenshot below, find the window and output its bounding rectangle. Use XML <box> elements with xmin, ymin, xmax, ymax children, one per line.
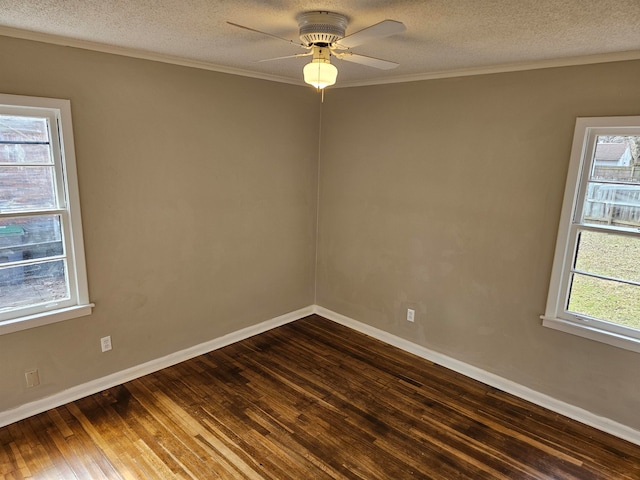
<box><xmin>0</xmin><ymin>94</ymin><xmax>92</xmax><ymax>334</ymax></box>
<box><xmin>542</xmin><ymin>116</ymin><xmax>640</xmax><ymax>352</ymax></box>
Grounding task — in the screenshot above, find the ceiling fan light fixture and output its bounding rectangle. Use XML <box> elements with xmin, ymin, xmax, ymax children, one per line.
<box><xmin>303</xmin><ymin>59</ymin><xmax>338</xmax><ymax>89</ymax></box>
<box><xmin>303</xmin><ymin>46</ymin><xmax>337</xmax><ymax>89</ymax></box>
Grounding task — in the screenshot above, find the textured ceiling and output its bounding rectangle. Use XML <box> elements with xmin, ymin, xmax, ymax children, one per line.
<box><xmin>1</xmin><ymin>0</ymin><xmax>640</xmax><ymax>87</ymax></box>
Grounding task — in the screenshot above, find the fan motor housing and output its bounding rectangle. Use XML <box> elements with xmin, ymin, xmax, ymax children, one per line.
<box><xmin>297</xmin><ymin>11</ymin><xmax>348</xmax><ymax>46</ymax></box>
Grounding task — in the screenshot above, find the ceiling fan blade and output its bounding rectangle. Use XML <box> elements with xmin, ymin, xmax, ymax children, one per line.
<box><xmin>258</xmin><ymin>52</ymin><xmax>313</xmax><ymax>63</ymax></box>
<box><xmin>336</xmin><ymin>20</ymin><xmax>406</xmax><ymax>49</ymax></box>
<box><xmin>227</xmin><ymin>21</ymin><xmax>305</xmax><ymax>48</ymax></box>
<box><xmin>335</xmin><ymin>52</ymin><xmax>399</xmax><ymax>70</ymax></box>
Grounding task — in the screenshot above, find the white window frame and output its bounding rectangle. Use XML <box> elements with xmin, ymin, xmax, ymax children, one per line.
<box><xmin>542</xmin><ymin>116</ymin><xmax>640</xmax><ymax>353</ymax></box>
<box><xmin>0</xmin><ymin>94</ymin><xmax>92</xmax><ymax>335</ymax></box>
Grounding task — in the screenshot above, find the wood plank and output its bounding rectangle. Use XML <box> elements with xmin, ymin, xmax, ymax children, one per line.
<box><xmin>1</xmin><ymin>315</ymin><xmax>639</xmax><ymax>479</ymax></box>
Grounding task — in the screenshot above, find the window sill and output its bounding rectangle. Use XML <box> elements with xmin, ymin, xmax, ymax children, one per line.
<box><xmin>541</xmin><ymin>315</ymin><xmax>640</xmax><ymax>353</ymax></box>
<box><xmin>0</xmin><ymin>304</ymin><xmax>94</xmax><ymax>336</ymax></box>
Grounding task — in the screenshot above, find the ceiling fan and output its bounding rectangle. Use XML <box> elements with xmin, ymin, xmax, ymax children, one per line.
<box><xmin>228</xmin><ymin>11</ymin><xmax>406</xmax><ymax>89</ymax></box>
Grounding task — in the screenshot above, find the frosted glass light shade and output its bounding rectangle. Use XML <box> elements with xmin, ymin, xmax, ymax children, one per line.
<box><xmin>303</xmin><ymin>60</ymin><xmax>338</xmax><ymax>89</ymax></box>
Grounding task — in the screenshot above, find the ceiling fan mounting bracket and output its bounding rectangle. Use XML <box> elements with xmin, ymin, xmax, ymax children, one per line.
<box><xmin>296</xmin><ymin>11</ymin><xmax>348</xmax><ymax>46</ymax></box>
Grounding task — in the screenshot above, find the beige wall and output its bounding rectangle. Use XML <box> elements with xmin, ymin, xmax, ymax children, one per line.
<box><xmin>1</xmin><ymin>32</ymin><xmax>639</xmax><ymax>433</ymax></box>
<box><xmin>0</xmin><ymin>36</ymin><xmax>319</xmax><ymax>411</ymax></box>
<box><xmin>317</xmin><ymin>61</ymin><xmax>640</xmax><ymax>430</ymax></box>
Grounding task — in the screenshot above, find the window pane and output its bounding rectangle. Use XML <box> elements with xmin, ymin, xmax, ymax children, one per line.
<box><xmin>574</xmin><ymin>230</ymin><xmax>640</xmax><ymax>283</ymax></box>
<box><xmin>0</xmin><ymin>165</ymin><xmax>56</xmax><ymax>211</ymax></box>
<box><xmin>0</xmin><ymin>215</ymin><xmax>63</xmax><ymax>265</ymax></box>
<box><xmin>0</xmin><ymin>144</ymin><xmax>52</xmax><ymax>164</ymax></box>
<box><xmin>0</xmin><ymin>115</ymin><xmax>49</xmax><ymax>143</ymax></box>
<box><xmin>590</xmin><ymin>136</ymin><xmax>640</xmax><ymax>184</ymax></box>
<box><xmin>582</xmin><ymin>183</ymin><xmax>640</xmax><ymax>227</ymax></box>
<box><xmin>568</xmin><ymin>273</ymin><xmax>640</xmax><ymax>330</ymax></box>
<box><xmin>0</xmin><ymin>259</ymin><xmax>69</xmax><ymax>312</ymax></box>
<box><xmin>583</xmin><ymin>136</ymin><xmax>640</xmax><ymax>228</ymax></box>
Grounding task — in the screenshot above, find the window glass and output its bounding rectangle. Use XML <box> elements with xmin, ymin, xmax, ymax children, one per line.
<box><xmin>582</xmin><ymin>136</ymin><xmax>640</xmax><ymax>228</ymax></box>
<box><xmin>0</xmin><ymin>215</ymin><xmax>64</xmax><ymax>263</ymax></box>
<box><xmin>573</xmin><ymin>230</ymin><xmax>640</xmax><ymax>283</ymax></box>
<box><xmin>567</xmin><ymin>274</ymin><xmax>640</xmax><ymax>330</ymax></box>
<box><xmin>0</xmin><ymin>260</ymin><xmax>69</xmax><ymax>312</ymax></box>
<box><xmin>0</xmin><ymin>144</ymin><xmax>52</xmax><ymax>164</ymax></box>
<box><xmin>0</xmin><ymin>166</ymin><xmax>57</xmax><ymax>211</ymax></box>
<box><xmin>0</xmin><ymin>115</ymin><xmax>49</xmax><ymax>143</ymax></box>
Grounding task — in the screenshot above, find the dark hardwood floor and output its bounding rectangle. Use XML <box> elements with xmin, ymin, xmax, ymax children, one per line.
<box><xmin>1</xmin><ymin>315</ymin><xmax>639</xmax><ymax>479</ymax></box>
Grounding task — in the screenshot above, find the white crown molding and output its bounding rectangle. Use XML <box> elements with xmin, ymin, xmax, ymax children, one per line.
<box><xmin>0</xmin><ymin>26</ymin><xmax>305</xmax><ymax>87</ymax></box>
<box><xmin>313</xmin><ymin>305</ymin><xmax>640</xmax><ymax>446</ymax></box>
<box><xmin>337</xmin><ymin>49</ymin><xmax>640</xmax><ymax>88</ymax></box>
<box><xmin>1</xmin><ymin>26</ymin><xmax>639</xmax><ymax>89</ymax></box>
<box><xmin>0</xmin><ymin>305</ymin><xmax>314</xmax><ymax>428</ymax></box>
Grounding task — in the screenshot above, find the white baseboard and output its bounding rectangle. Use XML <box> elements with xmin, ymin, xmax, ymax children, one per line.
<box><xmin>0</xmin><ymin>305</ymin><xmax>314</xmax><ymax>428</ymax></box>
<box><xmin>313</xmin><ymin>305</ymin><xmax>640</xmax><ymax>447</ymax></box>
<box><xmin>3</xmin><ymin>303</ymin><xmax>639</xmax><ymax>447</ymax></box>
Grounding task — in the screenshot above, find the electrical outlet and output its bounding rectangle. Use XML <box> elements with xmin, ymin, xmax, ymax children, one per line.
<box><xmin>101</xmin><ymin>336</ymin><xmax>112</xmax><ymax>352</ymax></box>
<box><xmin>25</xmin><ymin>369</ymin><xmax>40</xmax><ymax>388</ymax></box>
<box><xmin>407</xmin><ymin>308</ymin><xmax>415</xmax><ymax>322</ymax></box>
